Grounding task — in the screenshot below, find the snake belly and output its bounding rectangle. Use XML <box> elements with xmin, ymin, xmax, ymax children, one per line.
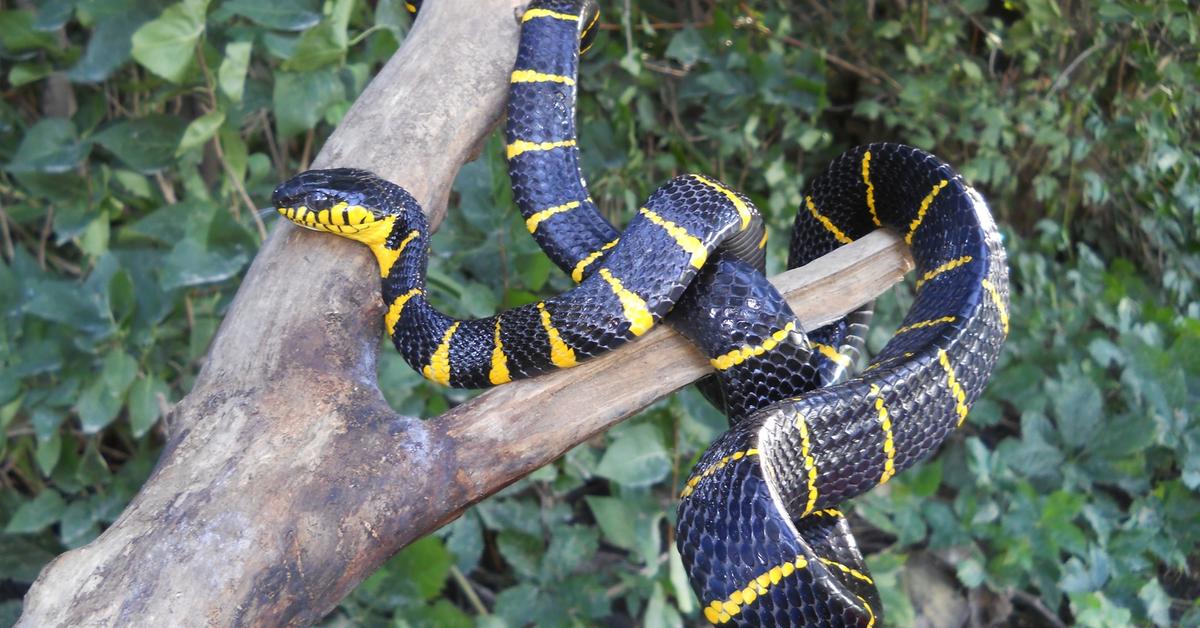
<box><xmin>272</xmin><ymin>2</ymin><xmax>1010</xmax><ymax>625</ymax></box>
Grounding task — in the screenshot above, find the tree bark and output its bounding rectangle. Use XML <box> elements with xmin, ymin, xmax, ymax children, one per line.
<box><xmin>17</xmin><ymin>1</ymin><xmax>913</xmax><ymax>625</ymax></box>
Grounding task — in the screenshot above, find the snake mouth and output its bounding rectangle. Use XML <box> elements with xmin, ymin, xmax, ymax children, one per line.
<box><xmin>277</xmin><ymin>203</ymin><xmax>381</xmax><ymax>236</ymax></box>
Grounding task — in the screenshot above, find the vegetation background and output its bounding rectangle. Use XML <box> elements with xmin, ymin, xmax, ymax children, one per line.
<box><xmin>0</xmin><ymin>0</ymin><xmax>1196</xmax><ymax>625</ymax></box>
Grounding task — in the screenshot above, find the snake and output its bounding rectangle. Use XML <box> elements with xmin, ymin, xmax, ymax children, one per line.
<box><xmin>271</xmin><ymin>1</ymin><xmax>1010</xmax><ymax>625</ymax></box>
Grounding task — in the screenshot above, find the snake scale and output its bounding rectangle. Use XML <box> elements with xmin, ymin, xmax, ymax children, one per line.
<box><xmin>272</xmin><ymin>1</ymin><xmax>1010</xmax><ymax>625</ymax></box>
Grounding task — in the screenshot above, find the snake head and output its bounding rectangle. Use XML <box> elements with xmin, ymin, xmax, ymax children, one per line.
<box><xmin>272</xmin><ymin>168</ymin><xmax>420</xmax><ymax>247</ymax></box>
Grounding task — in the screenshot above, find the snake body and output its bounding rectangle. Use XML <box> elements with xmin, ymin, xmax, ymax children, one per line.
<box><xmin>272</xmin><ymin>2</ymin><xmax>1009</xmax><ymax>625</ymax></box>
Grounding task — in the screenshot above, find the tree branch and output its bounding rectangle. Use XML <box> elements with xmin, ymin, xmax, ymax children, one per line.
<box><xmin>17</xmin><ymin>0</ymin><xmax>913</xmax><ymax>624</ymax></box>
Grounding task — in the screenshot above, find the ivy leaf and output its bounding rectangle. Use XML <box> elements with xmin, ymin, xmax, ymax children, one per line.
<box><xmin>664</xmin><ymin>29</ymin><xmax>706</xmax><ymax>67</ymax></box>
<box><xmin>585</xmin><ymin>496</ymin><xmax>637</xmax><ymax>550</ymax></box>
<box><xmin>128</xmin><ymin>375</ymin><xmax>170</xmax><ymax>437</ymax></box>
<box><xmin>272</xmin><ymin>68</ymin><xmax>344</xmax><ymax>137</ymax></box>
<box><xmin>68</xmin><ymin>6</ymin><xmax>159</xmax><ymax>83</ymax></box>
<box><xmin>59</xmin><ymin>499</ymin><xmax>99</xmax><ymax>548</ymax></box>
<box><xmin>1138</xmin><ymin>578</ymin><xmax>1171</xmax><ymax>627</ymax></box>
<box><xmin>131</xmin><ymin>0</ymin><xmax>210</xmax><ymax>83</ymax></box>
<box><xmin>595</xmin><ymin>424</ymin><xmax>670</xmax><ymax>488</ymax></box>
<box><xmin>0</xmin><ymin>10</ymin><xmax>58</xmax><ymax>54</ymax></box>
<box><xmin>497</xmin><ymin>531</ymin><xmax>543</xmax><ymax>581</ymax></box>
<box><xmin>94</xmin><ymin>115</ymin><xmax>189</xmax><ymax>173</ymax></box>
<box><xmin>33</xmin><ymin>0</ymin><xmax>75</xmax><ymax>31</ymax></box>
<box><xmin>23</xmin><ymin>278</ymin><xmax>111</xmax><ymax>336</ymax></box>
<box><xmin>4</xmin><ymin>490</ymin><xmax>65</xmax><ymax>534</ymax></box>
<box><xmin>1051</xmin><ymin>372</ymin><xmax>1103</xmax><ymax>450</ymax></box>
<box><xmin>444</xmin><ymin>512</ymin><xmax>483</xmax><ymax>574</ymax></box>
<box><xmin>391</xmin><ymin>536</ymin><xmax>452</xmax><ymax>600</ymax></box>
<box><xmin>77</xmin><ymin>441</ymin><xmax>112</xmax><ymax>486</ymax></box>
<box><xmin>288</xmin><ymin>0</ymin><xmax>353</xmax><ymax>69</ymax></box>
<box><xmin>160</xmin><ymin>237</ymin><xmax>249</xmax><ymax>290</ymax></box>
<box><xmin>218</xmin><ymin>0</ymin><xmax>320</xmax><ymax>31</ymax></box>
<box><xmin>0</xmin><ymin>537</ymin><xmax>58</xmax><ymax>582</ymax></box>
<box><xmin>176</xmin><ymin>109</ymin><xmax>225</xmax><ymax>155</ymax></box>
<box><xmin>217</xmin><ymin>41</ymin><xmax>252</xmax><ymax>102</ymax></box>
<box><xmin>5</xmin><ymin>118</ymin><xmax>89</xmax><ymax>174</ymax></box>
<box><xmin>542</xmin><ymin>525</ymin><xmax>598</xmax><ymax>580</ymax></box>
<box><xmin>35</xmin><ymin>432</ymin><xmax>62</xmax><ymax>476</ymax></box>
<box><xmin>494</xmin><ymin>584</ymin><xmax>541</xmax><ymax>624</ymax></box>
<box><xmin>75</xmin><ymin>351</ymin><xmax>138</xmax><ymax>434</ymax></box>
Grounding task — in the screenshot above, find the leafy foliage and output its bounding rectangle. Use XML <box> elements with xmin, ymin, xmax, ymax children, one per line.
<box><xmin>1</xmin><ymin>0</ymin><xmax>1197</xmax><ymax>626</ymax></box>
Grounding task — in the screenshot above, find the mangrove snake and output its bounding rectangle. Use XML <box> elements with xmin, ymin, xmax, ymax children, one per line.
<box><xmin>272</xmin><ymin>1</ymin><xmax>1010</xmax><ymax>625</ymax></box>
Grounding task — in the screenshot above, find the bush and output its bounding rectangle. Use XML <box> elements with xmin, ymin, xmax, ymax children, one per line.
<box><xmin>0</xmin><ymin>1</ymin><xmax>1196</xmax><ymax>626</ymax></box>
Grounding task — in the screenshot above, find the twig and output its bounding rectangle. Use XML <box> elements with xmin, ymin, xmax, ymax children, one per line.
<box><xmin>211</xmin><ymin>133</ymin><xmax>268</xmax><ymax>239</ymax></box>
<box><xmin>299</xmin><ymin>129</ymin><xmax>315</xmax><ymax>173</ymax></box>
<box><xmin>1008</xmin><ymin>588</ymin><xmax>1066</xmax><ymax>628</ymax></box>
<box><xmin>450</xmin><ymin>565</ymin><xmax>489</xmax><ymax>616</ymax></box>
<box><xmin>154</xmin><ymin>172</ymin><xmax>177</xmax><ymax>204</ymax></box>
<box><xmin>37</xmin><ymin>205</ymin><xmax>53</xmax><ymax>271</ymax></box>
<box><xmin>261</xmin><ymin>109</ymin><xmax>288</xmax><ymax>180</ymax></box>
<box><xmin>1049</xmin><ymin>41</ymin><xmax>1103</xmax><ymax>94</ymax></box>
<box><xmin>0</xmin><ymin>205</ymin><xmax>14</xmax><ymax>261</ymax></box>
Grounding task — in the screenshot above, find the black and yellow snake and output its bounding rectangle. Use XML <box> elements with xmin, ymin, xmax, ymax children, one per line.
<box><xmin>272</xmin><ymin>1</ymin><xmax>1009</xmax><ymax>625</ymax></box>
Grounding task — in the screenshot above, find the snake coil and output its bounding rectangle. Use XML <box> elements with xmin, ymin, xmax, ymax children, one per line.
<box><xmin>273</xmin><ymin>2</ymin><xmax>1009</xmax><ymax>625</ymax></box>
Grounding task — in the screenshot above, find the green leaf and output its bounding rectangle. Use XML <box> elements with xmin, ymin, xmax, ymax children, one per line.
<box><xmin>127</xmin><ymin>376</ymin><xmax>169</xmax><ymax>437</ymax></box>
<box><xmin>644</xmin><ymin>582</ymin><xmax>683</xmax><ymax>628</ymax></box>
<box><xmin>585</xmin><ymin>496</ymin><xmax>637</xmax><ymax>550</ymax></box>
<box><xmin>35</xmin><ymin>432</ymin><xmax>63</xmax><ymax>476</ymax></box>
<box><xmin>272</xmin><ymin>68</ymin><xmax>344</xmax><ymax>137</ymax></box>
<box><xmin>405</xmin><ymin>599</ymin><xmax>472</xmax><ymax>627</ymax></box>
<box><xmin>391</xmin><ymin>536</ymin><xmax>452</xmax><ymax>600</ymax></box>
<box><xmin>176</xmin><ymin>109</ymin><xmax>225</xmax><ymax>155</ymax></box>
<box><xmin>108</xmin><ymin>268</ymin><xmax>136</xmax><ymax>325</ymax></box>
<box><xmin>9</xmin><ymin>62</ymin><xmax>53</xmax><ymax>87</ymax></box>
<box><xmin>282</xmin><ymin>6</ymin><xmax>350</xmax><ymax>71</ymax></box>
<box><xmin>30</xmin><ymin>408</ymin><xmax>65</xmax><ymax>442</ymax></box>
<box><xmin>444</xmin><ymin>512</ymin><xmax>483</xmax><ymax>574</ymax></box>
<box><xmin>33</xmin><ymin>0</ymin><xmax>75</xmax><ymax>31</ymax></box>
<box><xmin>4</xmin><ymin>490</ymin><xmax>65</xmax><ymax>534</ymax></box>
<box><xmin>1138</xmin><ymin>578</ymin><xmax>1171</xmax><ymax>627</ymax></box>
<box><xmin>79</xmin><ymin>215</ymin><xmax>111</xmax><ymax>258</ymax></box>
<box><xmin>542</xmin><ymin>525</ymin><xmax>598</xmax><ymax>580</ymax></box>
<box><xmin>218</xmin><ymin>128</ymin><xmax>248</xmax><ymax>182</ymax></box>
<box><xmin>130</xmin><ymin>0</ymin><xmax>209</xmax><ymax>83</ymax></box>
<box><xmin>68</xmin><ymin>6</ymin><xmax>159</xmax><ymax>83</ymax></box>
<box><xmin>1051</xmin><ymin>372</ymin><xmax>1103</xmax><ymax>450</ymax></box>
<box><xmin>668</xmin><ymin>545</ymin><xmax>695</xmax><ymax>613</ymax></box>
<box><xmin>283</xmin><ymin>0</ymin><xmax>352</xmax><ymax>72</ymax></box>
<box><xmin>59</xmin><ymin>499</ymin><xmax>99</xmax><ymax>547</ymax></box>
<box><xmin>77</xmin><ymin>441</ymin><xmax>112</xmax><ymax>485</ymax></box>
<box><xmin>217</xmin><ymin>41</ymin><xmax>252</xmax><ymax>102</ymax></box>
<box><xmin>101</xmin><ymin>351</ymin><xmax>139</xmax><ymax>396</ymax></box>
<box><xmin>595</xmin><ymin>424</ymin><xmax>669</xmax><ymax>488</ymax></box>
<box><xmin>94</xmin><ymin>115</ymin><xmax>189</xmax><ymax>173</ymax></box>
<box><xmin>75</xmin><ymin>351</ymin><xmax>138</xmax><ymax>433</ymax></box>
<box><xmin>0</xmin><ymin>537</ymin><xmax>57</xmax><ymax>582</ymax></box>
<box><xmin>5</xmin><ymin>118</ymin><xmax>89</xmax><ymax>173</ymax></box>
<box><xmin>664</xmin><ymin>29</ymin><xmax>706</xmax><ymax>66</ymax></box>
<box><xmin>906</xmin><ymin>460</ymin><xmax>943</xmax><ymax>498</ymax></box>
<box><xmin>497</xmin><ymin>531</ymin><xmax>543</xmax><ymax>580</ymax></box>
<box><xmin>160</xmin><ymin>237</ymin><xmax>249</xmax><ymax>289</ymax></box>
<box><xmin>23</xmin><ymin>278</ymin><xmax>110</xmax><ymax>335</ymax></box>
<box><xmin>219</xmin><ymin>0</ymin><xmax>320</xmax><ymax>31</ymax></box>
<box><xmin>0</xmin><ymin>10</ymin><xmax>57</xmax><ymax>53</ymax></box>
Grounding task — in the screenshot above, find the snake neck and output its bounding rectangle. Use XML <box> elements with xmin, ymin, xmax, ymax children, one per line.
<box><xmin>361</xmin><ymin>202</ymin><xmax>447</xmax><ymax>343</ymax></box>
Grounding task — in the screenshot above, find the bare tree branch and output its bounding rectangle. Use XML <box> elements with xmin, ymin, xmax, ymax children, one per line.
<box><xmin>17</xmin><ymin>0</ymin><xmax>913</xmax><ymax>624</ymax></box>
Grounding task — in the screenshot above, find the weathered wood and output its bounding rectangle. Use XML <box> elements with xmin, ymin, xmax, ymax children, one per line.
<box><xmin>16</xmin><ymin>0</ymin><xmax>914</xmax><ymax>624</ymax></box>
